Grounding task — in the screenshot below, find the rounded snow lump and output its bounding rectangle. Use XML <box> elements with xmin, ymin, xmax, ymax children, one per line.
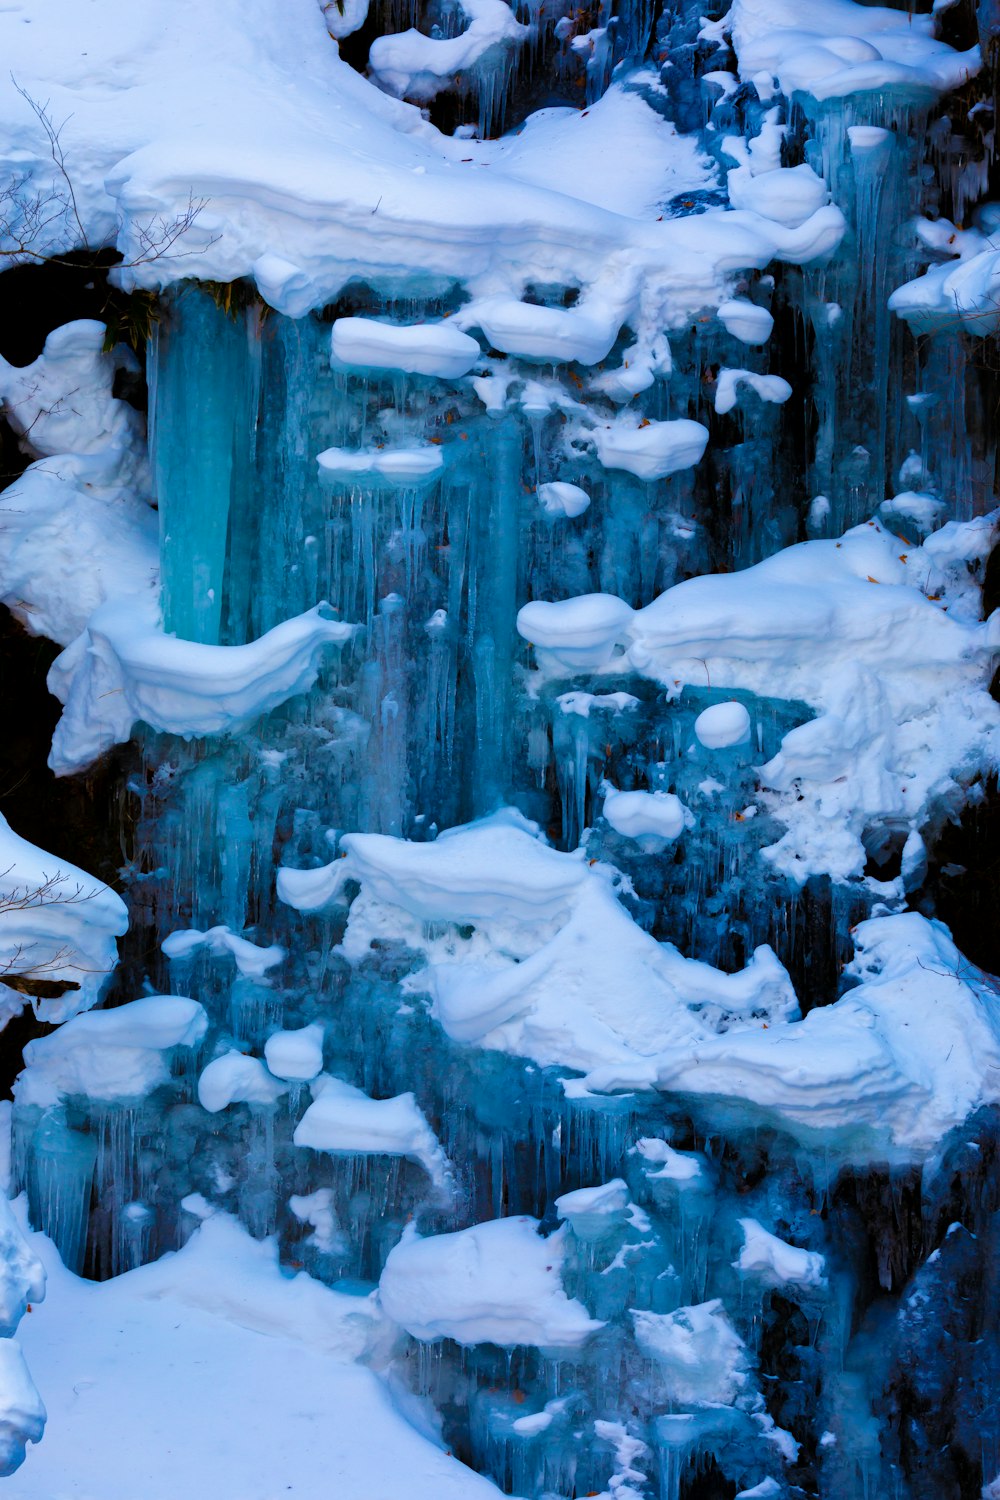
<box><xmin>536</xmin><ymin>481</ymin><xmax>590</xmax><ymax>518</ymax></box>
<box><xmin>602</xmin><ymin>788</ymin><xmax>686</xmax><ymax>850</ymax></box>
<box><xmin>694</xmin><ymin>701</ymin><xmax>751</xmax><ymax>749</ymax></box>
<box><xmin>716</xmin><ymin>300</ymin><xmax>773</xmax><ymax>345</ymax></box>
<box><xmin>264</xmin><ymin>1023</ymin><xmax>324</xmax><ymax>1082</ymax></box>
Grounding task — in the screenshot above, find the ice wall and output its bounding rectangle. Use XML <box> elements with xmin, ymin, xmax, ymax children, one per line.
<box><xmin>1</xmin><ymin>0</ymin><xmax>999</xmax><ymax>1493</ymax></box>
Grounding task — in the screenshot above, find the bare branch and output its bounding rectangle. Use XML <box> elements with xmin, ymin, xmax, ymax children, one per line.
<box><xmin>1</xmin><ymin>79</ymin><xmax>215</xmax><ymax>278</ymax></box>
<box><xmin>0</xmin><ymin>866</ymin><xmax>104</xmax><ymax>915</ymax></box>
<box><xmin>11</xmin><ymin>76</ymin><xmax>88</xmax><ymax>248</ymax></box>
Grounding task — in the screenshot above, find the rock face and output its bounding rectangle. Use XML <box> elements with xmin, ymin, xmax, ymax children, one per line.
<box><xmin>0</xmin><ymin>0</ymin><xmax>998</xmax><ymax>1493</ymax></box>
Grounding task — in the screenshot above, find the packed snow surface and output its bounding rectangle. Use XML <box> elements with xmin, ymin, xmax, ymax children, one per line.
<box><xmin>379</xmin><ymin>1217</ymin><xmax>603</xmax><ymax>1348</ymax></box>
<box><xmin>5</xmin><ymin>1208</ymin><xmax>508</xmax><ymax>1500</ymax></box>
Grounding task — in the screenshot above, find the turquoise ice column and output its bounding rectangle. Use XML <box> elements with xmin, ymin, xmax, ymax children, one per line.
<box><xmin>149</xmin><ymin>285</ymin><xmax>258</xmax><ymax>644</ymax></box>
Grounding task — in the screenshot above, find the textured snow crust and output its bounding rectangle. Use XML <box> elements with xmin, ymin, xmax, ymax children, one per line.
<box><xmin>519</xmin><ymin>516</ymin><xmax>1000</xmax><ymax>882</ymax></box>
<box><xmin>281</xmin><ymin>815</ymin><xmax>1000</xmax><ymax>1161</ymax></box>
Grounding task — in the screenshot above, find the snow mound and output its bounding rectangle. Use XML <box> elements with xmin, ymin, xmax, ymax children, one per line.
<box><xmin>591</xmin><ymin>414</ymin><xmax>710</xmax><ymax>481</ymax></box>
<box><xmin>48</xmin><ymin>602</ymin><xmax>358</xmax><ymax>777</ymax></box>
<box><xmin>727</xmin><ymin>0</ymin><xmax>980</xmax><ymax>101</ymax></box>
<box><xmin>198</xmin><ymin>1052</ymin><xmax>288</xmax><ymax>1113</ymax></box>
<box><xmin>280</xmin><ymin>814</ymin><xmax>799</xmax><ymax>1087</ymax></box>
<box><xmin>656</xmin><ymin>912</ymin><xmax>1000</xmax><ymax>1161</ymax></box>
<box><xmin>294</xmin><ymin>1075</ymin><xmax>453</xmax><ymax>1192</ymax></box>
<box><xmin>17</xmin><ymin>997</ymin><xmax>207</xmax><ymax>1108</ymax></box>
<box><xmin>602</xmin><ymin>787</ymin><xmax>688</xmax><ymax>850</ymax></box>
<box><xmin>330</xmin><ymin>317</ymin><xmax>481</xmax><ymax>378</ymax></box>
<box><xmin>263</xmin><ymin>1024</ymin><xmax>325</xmax><ymax>1082</ymax></box>
<box><xmin>4</xmin><ymin>1208</ymin><xmax>506</xmax><ymax>1498</ymax></box>
<box><xmin>694</xmin><ymin>702</ymin><xmax>752</xmax><ymax>749</ymax></box>
<box><xmin>0</xmin><ymin>815</ymin><xmax>128</xmax><ymax>1029</ymax></box>
<box><xmin>379</xmin><ymin>1217</ymin><xmax>603</xmax><ymax>1348</ymax></box>
<box><xmin>733</xmin><ymin>1219</ymin><xmax>826</xmax><ymax>1289</ymax></box>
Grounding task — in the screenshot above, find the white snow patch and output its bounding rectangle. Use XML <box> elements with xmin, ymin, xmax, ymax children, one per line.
<box><xmin>728</xmin><ymin>0</ymin><xmax>980</xmax><ymax>102</ymax></box>
<box><xmin>717</xmin><ymin>299</ymin><xmax>774</xmax><ymax>344</ymax></box>
<box><xmin>4</xmin><ymin>1208</ymin><xmax>506</xmax><ymax>1499</ymax></box>
<box><xmin>379</xmin><ymin>1217</ymin><xmax>603</xmax><ymax>1348</ymax></box>
<box><xmin>591</xmin><ymin>414</ymin><xmax>709</xmax><ymax>481</ymax></box>
<box><xmin>714</xmin><ymin>368</ymin><xmax>792</xmax><ymax>415</ymax></box>
<box><xmin>317</xmin><ymin>445</ymin><xmax>445</xmax><ymax>482</ymax></box>
<box><xmin>537</xmin><ymin>481</ymin><xmax>591</xmax><ymax>519</ymax></box>
<box><xmin>162</xmin><ymin>925</ymin><xmax>285</xmax><ymax>977</ymax></box>
<box><xmin>330</xmin><ymin>317</ymin><xmax>481</xmax><ymax>378</ymax></box>
<box><xmin>198</xmin><ymin>1052</ymin><xmax>288</xmax><ymax>1113</ymax></box>
<box><xmin>602</xmin><ymin>787</ymin><xmax>688</xmax><ymax>850</ymax></box>
<box><xmin>369</xmin><ymin>0</ymin><xmax>528</xmax><ymax>103</ymax></box>
<box><xmin>733</xmin><ymin>1218</ymin><xmax>826</xmax><ymax>1288</ymax></box>
<box><xmin>0</xmin><ymin>814</ymin><xmax>128</xmax><ymax>1028</ymax></box>
<box><xmin>48</xmin><ymin>603</ymin><xmax>358</xmax><ymax>777</ymax></box>
<box><xmin>890</xmin><ymin>214</ymin><xmax>1000</xmax><ymax>338</ymax></box>
<box><xmin>263</xmin><ymin>1024</ymin><xmax>325</xmax><ymax>1082</ymax></box>
<box><xmin>16</xmin><ymin>997</ymin><xmax>208</xmax><ymax>1109</ymax></box>
<box><xmin>693</xmin><ymin>701</ymin><xmax>752</xmax><ymax>749</ymax></box>
<box><xmin>294</xmin><ymin>1075</ymin><xmax>453</xmax><ymax>1191</ymax></box>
